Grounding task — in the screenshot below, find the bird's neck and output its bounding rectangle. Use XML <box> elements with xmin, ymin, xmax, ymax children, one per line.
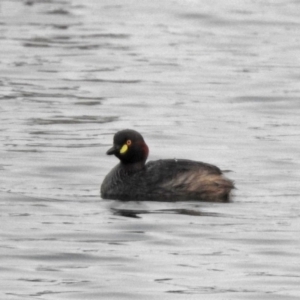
<box><xmin>120</xmin><ymin>160</ymin><xmax>146</xmax><ymax>174</ymax></box>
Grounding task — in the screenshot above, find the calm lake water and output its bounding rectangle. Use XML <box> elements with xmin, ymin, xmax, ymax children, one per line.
<box><xmin>1</xmin><ymin>0</ymin><xmax>300</xmax><ymax>299</ymax></box>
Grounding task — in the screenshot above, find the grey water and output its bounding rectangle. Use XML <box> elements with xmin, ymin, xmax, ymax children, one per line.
<box><xmin>1</xmin><ymin>0</ymin><xmax>300</xmax><ymax>299</ymax></box>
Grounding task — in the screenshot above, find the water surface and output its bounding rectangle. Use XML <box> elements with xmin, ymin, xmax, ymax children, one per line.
<box><xmin>1</xmin><ymin>0</ymin><xmax>300</xmax><ymax>299</ymax></box>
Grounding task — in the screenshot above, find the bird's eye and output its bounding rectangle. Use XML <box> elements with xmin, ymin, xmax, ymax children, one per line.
<box><xmin>126</xmin><ymin>140</ymin><xmax>132</xmax><ymax>146</ymax></box>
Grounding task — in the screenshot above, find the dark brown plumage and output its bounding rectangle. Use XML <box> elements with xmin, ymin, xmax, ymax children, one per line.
<box><xmin>101</xmin><ymin>129</ymin><xmax>234</xmax><ymax>202</ymax></box>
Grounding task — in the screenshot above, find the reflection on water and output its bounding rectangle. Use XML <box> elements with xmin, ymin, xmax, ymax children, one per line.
<box><xmin>111</xmin><ymin>206</ymin><xmax>221</xmax><ymax>218</ymax></box>
<box><xmin>1</xmin><ymin>0</ymin><xmax>300</xmax><ymax>299</ymax></box>
<box><xmin>112</xmin><ymin>208</ymin><xmax>221</xmax><ymax>218</ymax></box>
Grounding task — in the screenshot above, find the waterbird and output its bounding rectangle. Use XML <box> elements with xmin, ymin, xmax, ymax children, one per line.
<box><xmin>101</xmin><ymin>129</ymin><xmax>234</xmax><ymax>202</ymax></box>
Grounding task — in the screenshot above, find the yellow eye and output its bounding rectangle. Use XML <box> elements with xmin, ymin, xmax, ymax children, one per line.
<box><xmin>120</xmin><ymin>145</ymin><xmax>127</xmax><ymax>154</ymax></box>
<box><xmin>120</xmin><ymin>140</ymin><xmax>132</xmax><ymax>154</ymax></box>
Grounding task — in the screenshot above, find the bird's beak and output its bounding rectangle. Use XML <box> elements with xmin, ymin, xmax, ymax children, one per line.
<box><xmin>106</xmin><ymin>145</ymin><xmax>118</xmax><ymax>155</ymax></box>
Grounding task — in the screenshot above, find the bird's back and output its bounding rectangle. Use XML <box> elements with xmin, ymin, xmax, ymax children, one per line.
<box><xmin>101</xmin><ymin>159</ymin><xmax>234</xmax><ymax>202</ymax></box>
<box><xmin>144</xmin><ymin>159</ymin><xmax>233</xmax><ymax>201</ymax></box>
